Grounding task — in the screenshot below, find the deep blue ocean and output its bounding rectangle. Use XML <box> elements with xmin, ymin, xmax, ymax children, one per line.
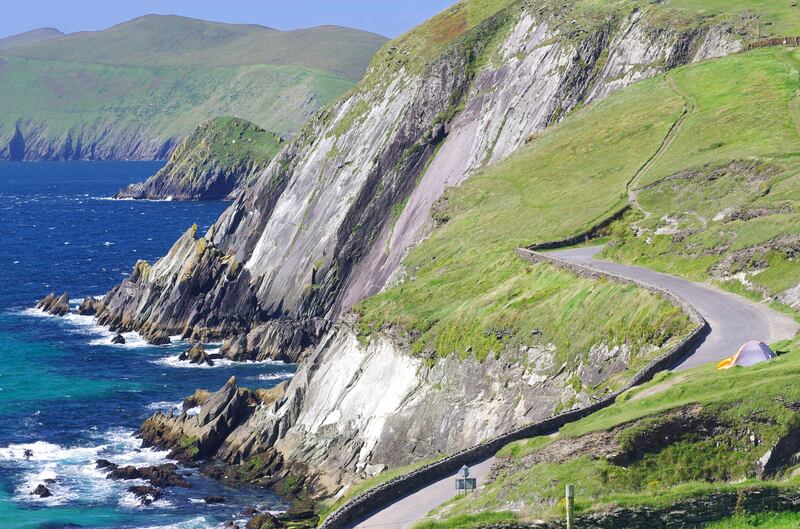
<box><xmin>0</xmin><ymin>162</ymin><xmax>293</xmax><ymax>529</ymax></box>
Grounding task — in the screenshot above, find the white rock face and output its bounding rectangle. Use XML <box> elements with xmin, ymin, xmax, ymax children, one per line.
<box><xmin>338</xmin><ymin>10</ymin><xmax>741</xmax><ymax>311</ymax></box>
<box><xmin>219</xmin><ymin>324</ymin><xmax>599</xmax><ymax>493</ymax></box>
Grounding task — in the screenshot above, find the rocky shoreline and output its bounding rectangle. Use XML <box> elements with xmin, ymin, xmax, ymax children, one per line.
<box><xmin>138</xmin><ymin>376</ymin><xmax>316</xmax><ymax>527</ymax></box>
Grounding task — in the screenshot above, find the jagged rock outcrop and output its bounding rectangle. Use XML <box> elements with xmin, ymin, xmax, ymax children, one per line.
<box><xmin>36</xmin><ymin>292</ymin><xmax>70</xmax><ymax>316</ymax></box>
<box><xmin>152</xmin><ymin>317</ymin><xmax>643</xmax><ymax>497</ymax></box>
<box><xmin>178</xmin><ymin>343</ymin><xmax>220</xmax><ymax>366</ymax></box>
<box><xmin>220</xmin><ymin>319</ymin><xmax>327</xmax><ymax>363</ymax></box>
<box><xmin>183</xmin><ymin>389</ymin><xmax>212</xmax><ymax>410</ymax></box>
<box><xmin>140</xmin><ymin>376</ymin><xmax>258</xmax><ymax>463</ymax></box>
<box><xmin>115</xmin><ymin>117</ymin><xmax>283</xmax><ymax>201</ymax></box>
<box><xmin>77</xmin><ymin>296</ymin><xmax>101</xmax><ymax>316</ymax></box>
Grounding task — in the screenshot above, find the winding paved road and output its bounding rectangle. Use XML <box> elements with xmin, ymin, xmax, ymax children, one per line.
<box><xmin>551</xmin><ymin>246</ymin><xmax>798</xmax><ymax>370</ymax></box>
<box><xmin>347</xmin><ymin>246</ymin><xmax>798</xmax><ymax>528</ymax></box>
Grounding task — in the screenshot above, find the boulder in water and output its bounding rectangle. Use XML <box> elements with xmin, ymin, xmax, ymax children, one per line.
<box><xmin>31</xmin><ymin>484</ymin><xmax>52</xmax><ymax>498</ymax></box>
<box><xmin>111</xmin><ymin>333</ymin><xmax>126</xmax><ymax>344</ymax></box>
<box><xmin>96</xmin><ymin>459</ymin><xmax>115</xmax><ymax>470</ymax></box>
<box><xmin>203</xmin><ymin>495</ymin><xmax>226</xmax><ymax>504</ymax></box>
<box><xmin>36</xmin><ymin>292</ymin><xmax>70</xmax><ymax>316</ymax></box>
<box><xmin>145</xmin><ymin>330</ymin><xmax>171</xmax><ymax>345</ymax></box>
<box><xmin>127</xmin><ymin>485</ymin><xmax>161</xmax><ymax>506</ymax></box>
<box><xmin>246</xmin><ymin>513</ymin><xmax>284</xmax><ymax>529</ymax></box>
<box><xmin>178</xmin><ymin>343</ymin><xmax>214</xmax><ymax>366</ymax></box>
<box><xmin>77</xmin><ymin>296</ymin><xmax>101</xmax><ymax>315</ymax></box>
<box><xmin>101</xmin><ymin>460</ymin><xmax>190</xmax><ymax>488</ymax></box>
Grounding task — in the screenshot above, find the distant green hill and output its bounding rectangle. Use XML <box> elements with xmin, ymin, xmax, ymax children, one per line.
<box><xmin>115</xmin><ymin>116</ymin><xmax>283</xmax><ymax>201</ymax></box>
<box><xmin>0</xmin><ymin>28</ymin><xmax>63</xmax><ymax>50</ymax></box>
<box><xmin>0</xmin><ymin>15</ymin><xmax>387</xmax><ymax>161</ymax></box>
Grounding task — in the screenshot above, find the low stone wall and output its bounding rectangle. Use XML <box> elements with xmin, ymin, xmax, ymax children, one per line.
<box><xmin>524</xmin><ymin>206</ymin><xmax>629</xmax><ymax>251</ymax></box>
<box><xmin>318</xmin><ymin>248</ymin><xmax>708</xmax><ymax>529</ymax></box>
<box><xmin>743</xmin><ymin>36</ymin><xmax>800</xmax><ymax>51</ymax></box>
<box><xmin>480</xmin><ymin>487</ymin><xmax>800</xmax><ymax>529</ymax></box>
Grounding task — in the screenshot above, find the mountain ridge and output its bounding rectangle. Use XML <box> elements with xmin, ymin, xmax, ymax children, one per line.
<box><xmin>0</xmin><ymin>27</ymin><xmax>64</xmax><ymax>50</ymax></box>
<box><xmin>0</xmin><ymin>15</ymin><xmax>387</xmax><ymax>161</ymax></box>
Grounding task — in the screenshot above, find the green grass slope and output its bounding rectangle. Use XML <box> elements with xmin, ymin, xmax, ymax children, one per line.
<box><xmin>365</xmin><ymin>45</ymin><xmax>800</xmax><ymax>527</ymax></box>
<box><xmin>600</xmin><ymin>48</ymin><xmax>800</xmax><ymax>311</ymax></box>
<box><xmin>355</xmin><ymin>0</ymin><xmax>800</xmax><ymax>366</ymax></box>
<box><xmin>3</xmin><ymin>15</ymin><xmax>386</xmax><ymax>80</ymax></box>
<box><xmin>115</xmin><ymin>116</ymin><xmax>283</xmax><ymax>200</ymax></box>
<box><xmin>421</xmin><ymin>335</ymin><xmax>800</xmax><ymax>527</ymax></box>
<box><xmin>0</xmin><ymin>15</ymin><xmax>386</xmax><ymax>160</ymax></box>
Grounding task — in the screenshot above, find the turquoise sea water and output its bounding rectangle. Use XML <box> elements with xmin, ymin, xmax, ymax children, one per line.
<box><xmin>0</xmin><ymin>162</ymin><xmax>292</xmax><ymax>529</ymax></box>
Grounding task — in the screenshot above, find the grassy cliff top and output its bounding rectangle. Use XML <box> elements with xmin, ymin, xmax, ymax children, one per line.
<box><xmin>2</xmin><ymin>15</ymin><xmax>388</xmax><ymax>80</ymax></box>
<box><xmin>177</xmin><ymin>116</ymin><xmax>283</xmax><ymax>166</ymax></box>
<box><xmin>358</xmin><ymin>0</ymin><xmax>800</xmax><ymax>85</ymax></box>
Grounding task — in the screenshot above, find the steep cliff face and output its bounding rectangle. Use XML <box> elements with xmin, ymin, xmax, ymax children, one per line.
<box><xmin>98</xmin><ymin>1</ymin><xmax>740</xmax><ymax>348</ymax></box>
<box><xmin>103</xmin><ymin>0</ymin><xmax>750</xmax><ymax>496</ymax></box>
<box><xmin>143</xmin><ymin>315</ymin><xmax>652</xmax><ymax>496</ymax></box>
<box><xmin>115</xmin><ymin>117</ymin><xmax>283</xmax><ymax>201</ymax></box>
<box><xmin>0</xmin><ymin>118</ymin><xmax>177</xmax><ymax>161</ymax></box>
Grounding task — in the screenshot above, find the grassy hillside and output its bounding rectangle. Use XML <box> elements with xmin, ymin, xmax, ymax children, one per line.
<box><xmin>355</xmin><ymin>0</ymin><xmax>800</xmax><ymax>362</ymax></box>
<box><xmin>353</xmin><ymin>44</ymin><xmax>800</xmax><ymax>527</ymax></box>
<box><xmin>356</xmin><ymin>40</ymin><xmax>691</xmax><ymax>374</ymax></box>
<box><xmin>598</xmin><ymin>48</ymin><xmax>800</xmax><ymax>310</ymax></box>
<box><xmin>3</xmin><ymin>15</ymin><xmax>386</xmax><ymax>80</ymax></box>
<box><xmin>115</xmin><ymin>116</ymin><xmax>283</xmax><ymax>200</ymax></box>
<box><xmin>0</xmin><ymin>15</ymin><xmax>386</xmax><ymax>160</ymax></box>
<box><xmin>0</xmin><ymin>28</ymin><xmax>63</xmax><ymax>50</ymax></box>
<box><xmin>419</xmin><ymin>338</ymin><xmax>800</xmax><ymax>526</ymax></box>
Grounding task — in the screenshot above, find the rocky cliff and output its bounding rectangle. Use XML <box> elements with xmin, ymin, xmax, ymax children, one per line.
<box><xmin>98</xmin><ymin>1</ymin><xmax>740</xmax><ymax>345</ymax></box>
<box><xmin>99</xmin><ymin>0</ymin><xmax>749</xmax><ymax>497</ymax></box>
<box><xmin>115</xmin><ymin>117</ymin><xmax>284</xmax><ymax>201</ymax></box>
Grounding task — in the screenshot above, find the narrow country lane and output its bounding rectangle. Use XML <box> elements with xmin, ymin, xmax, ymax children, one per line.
<box><xmin>550</xmin><ymin>246</ymin><xmax>798</xmax><ymax>370</ymax></box>
<box><xmin>350</xmin><ymin>457</ymin><xmax>496</xmax><ymax>529</ymax></box>
<box><xmin>346</xmin><ymin>246</ymin><xmax>798</xmax><ymax>529</ymax></box>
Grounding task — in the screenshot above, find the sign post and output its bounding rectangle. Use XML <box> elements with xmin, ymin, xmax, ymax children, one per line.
<box><xmin>455</xmin><ymin>465</ymin><xmax>477</xmax><ymax>494</ymax></box>
<box><xmin>565</xmin><ymin>484</ymin><xmax>575</xmax><ymax>529</ymax></box>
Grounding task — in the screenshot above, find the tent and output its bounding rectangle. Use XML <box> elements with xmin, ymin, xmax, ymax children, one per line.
<box><xmin>716</xmin><ymin>340</ymin><xmax>776</xmax><ymax>370</ymax></box>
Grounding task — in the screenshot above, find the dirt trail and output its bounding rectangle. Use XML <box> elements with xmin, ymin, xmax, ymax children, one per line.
<box><xmin>627</xmin><ymin>75</ymin><xmax>695</xmax><ymax>224</ymax></box>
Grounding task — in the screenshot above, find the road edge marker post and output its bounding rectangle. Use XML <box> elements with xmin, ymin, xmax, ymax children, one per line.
<box><xmin>566</xmin><ymin>484</ymin><xmax>575</xmax><ymax>529</ymax></box>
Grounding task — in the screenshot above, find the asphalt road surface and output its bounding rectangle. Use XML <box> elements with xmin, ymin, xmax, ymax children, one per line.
<box><xmin>347</xmin><ymin>246</ymin><xmax>798</xmax><ymax>528</ymax></box>
<box><xmin>550</xmin><ymin>246</ymin><xmax>798</xmax><ymax>370</ymax></box>
<box><xmin>349</xmin><ymin>456</ymin><xmax>496</xmax><ymax>529</ymax></box>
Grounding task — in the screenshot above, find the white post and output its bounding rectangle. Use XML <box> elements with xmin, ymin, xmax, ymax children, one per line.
<box><xmin>566</xmin><ymin>484</ymin><xmax>575</xmax><ymax>529</ymax></box>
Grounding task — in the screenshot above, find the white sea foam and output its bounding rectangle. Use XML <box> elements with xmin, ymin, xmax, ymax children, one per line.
<box><xmin>119</xmin><ymin>491</ymin><xmax>175</xmax><ymax>510</ymax></box>
<box><xmin>151</xmin><ymin>350</ymin><xmax>285</xmax><ymax>370</ymax></box>
<box><xmin>249</xmin><ymin>372</ymin><xmax>294</xmax><ymax>382</ymax></box>
<box><xmin>0</xmin><ymin>429</ymin><xmax>173</xmax><ymax>507</ymax></box>
<box><xmin>19</xmin><ymin>305</ymin><xmax>162</xmax><ymax>350</ymax></box>
<box><xmin>131</xmin><ymin>516</ymin><xmax>218</xmax><ymax>529</ymax></box>
<box><xmin>146</xmin><ymin>401</ymin><xmax>184</xmax><ymax>413</ymax></box>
